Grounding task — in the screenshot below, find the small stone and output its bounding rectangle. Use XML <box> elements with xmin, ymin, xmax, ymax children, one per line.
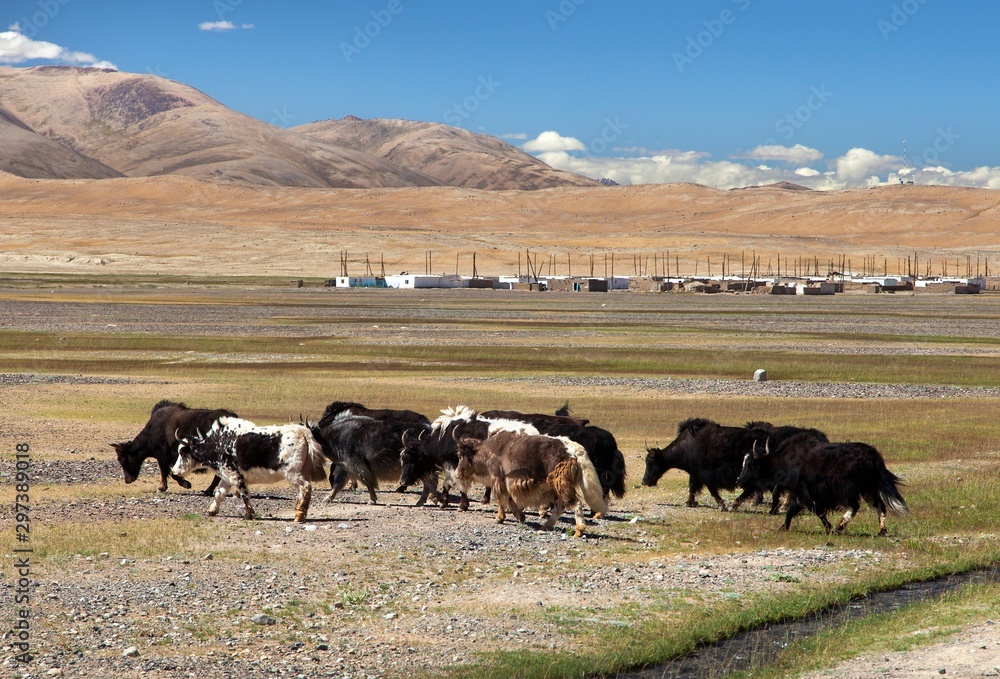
<box><xmin>383</xmin><ymin>612</ymin><xmax>397</xmax><ymax>620</ymax></box>
<box><xmin>202</xmin><ymin>553</ymin><xmax>213</xmax><ymax>560</ymax></box>
<box><xmin>122</xmin><ymin>646</ymin><xmax>140</xmax><ymax>658</ymax></box>
<box><xmin>316</xmin><ymin>644</ymin><xmax>329</xmax><ymax>651</ymax></box>
<box><xmin>47</xmin><ymin>669</ymin><xmax>63</xmax><ymax>676</ymax></box>
<box><xmin>251</xmin><ymin>614</ymin><xmax>276</xmax><ymax>626</ymax></box>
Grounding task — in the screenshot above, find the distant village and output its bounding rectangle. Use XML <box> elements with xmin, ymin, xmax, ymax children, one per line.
<box><xmin>327</xmin><ymin>272</ymin><xmax>988</xmax><ymax>295</ymax></box>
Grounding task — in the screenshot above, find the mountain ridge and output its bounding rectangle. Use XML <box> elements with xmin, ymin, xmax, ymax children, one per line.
<box><xmin>0</xmin><ymin>66</ymin><xmax>596</xmax><ymax>190</ymax></box>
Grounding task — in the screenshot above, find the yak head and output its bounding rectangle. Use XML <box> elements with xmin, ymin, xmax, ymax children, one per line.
<box><xmin>398</xmin><ymin>428</ymin><xmax>431</xmax><ymax>487</ymax></box>
<box><xmin>736</xmin><ymin>437</ymin><xmax>771</xmax><ymax>489</ymax></box>
<box><xmin>171</xmin><ymin>428</ymin><xmax>207</xmax><ymax>478</ymax></box>
<box><xmin>110</xmin><ymin>440</ymin><xmax>143</xmax><ymax>484</ymax></box>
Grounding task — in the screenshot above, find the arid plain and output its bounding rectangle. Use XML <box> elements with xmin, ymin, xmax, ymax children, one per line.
<box><xmin>2</xmin><ymin>174</ymin><xmax>1000</xmax><ymax>679</ymax></box>
<box><xmin>3</xmin><ymin>171</ymin><xmax>1000</xmax><ymax>278</ymax></box>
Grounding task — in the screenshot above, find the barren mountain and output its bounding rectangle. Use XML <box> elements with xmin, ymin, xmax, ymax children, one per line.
<box><xmin>0</xmin><ymin>66</ymin><xmax>437</xmax><ymax>189</ymax></box>
<box><xmin>295</xmin><ymin>116</ymin><xmax>600</xmax><ymax>190</ymax></box>
<box><xmin>0</xmin><ymin>101</ymin><xmax>121</xmax><ymax>179</ymax></box>
<box><xmin>0</xmin><ymin>66</ymin><xmax>597</xmax><ymax>191</ymax></box>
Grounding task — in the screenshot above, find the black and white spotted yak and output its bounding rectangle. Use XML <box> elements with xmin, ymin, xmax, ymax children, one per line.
<box><xmin>110</xmin><ymin>400</ymin><xmax>235</xmax><ymax>493</ymax></box>
<box><xmin>738</xmin><ymin>430</ymin><xmax>908</xmax><ymax>536</ymax></box>
<box><xmin>173</xmin><ymin>417</ymin><xmax>327</xmax><ymax>521</ymax></box>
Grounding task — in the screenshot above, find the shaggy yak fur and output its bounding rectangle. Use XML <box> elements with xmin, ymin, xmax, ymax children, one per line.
<box><xmin>738</xmin><ymin>430</ymin><xmax>908</xmax><ymax>536</ymax></box>
<box><xmin>455</xmin><ymin>430</ymin><xmax>607</xmax><ymax>537</ymax></box>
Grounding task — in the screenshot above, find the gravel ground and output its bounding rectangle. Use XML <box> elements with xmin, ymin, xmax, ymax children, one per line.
<box><xmin>2</xmin><ymin>287</ymin><xmax>999</xmax><ymax>678</ymax></box>
<box><xmin>466</xmin><ymin>376</ymin><xmax>1000</xmax><ymax>400</ymax></box>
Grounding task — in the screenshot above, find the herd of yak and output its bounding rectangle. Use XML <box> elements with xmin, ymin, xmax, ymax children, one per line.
<box><xmin>109</xmin><ymin>400</ymin><xmax>909</xmax><ymax>538</ymax></box>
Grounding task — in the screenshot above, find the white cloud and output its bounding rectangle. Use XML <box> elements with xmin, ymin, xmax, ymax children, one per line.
<box><xmin>523</xmin><ymin>129</ymin><xmax>1000</xmax><ymax>191</ymax></box>
<box><xmin>835</xmin><ymin>147</ymin><xmax>900</xmax><ymax>185</ymax></box>
<box><xmin>8</xmin><ymin>22</ymin><xmax>20</xmax><ymax>32</ymax></box>
<box><xmin>522</xmin><ymin>131</ymin><xmax>586</xmax><ymax>153</ymax></box>
<box><xmin>198</xmin><ymin>20</ymin><xmax>254</xmax><ymax>31</ymax></box>
<box><xmin>0</xmin><ymin>27</ymin><xmax>117</xmax><ymax>69</ymax></box>
<box><xmin>199</xmin><ymin>21</ymin><xmax>237</xmax><ymax>31</ymax></box>
<box><xmin>739</xmin><ymin>144</ymin><xmax>824</xmax><ymax>165</ymax></box>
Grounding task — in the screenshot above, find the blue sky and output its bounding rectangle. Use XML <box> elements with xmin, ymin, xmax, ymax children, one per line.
<box><xmin>2</xmin><ymin>0</ymin><xmax>998</xmax><ymax>189</ymax></box>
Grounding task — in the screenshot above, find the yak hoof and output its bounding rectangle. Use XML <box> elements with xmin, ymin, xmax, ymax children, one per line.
<box><xmin>414</xmin><ymin>498</ymin><xmax>426</xmax><ymax>507</ymax></box>
<box><xmin>294</xmin><ymin>511</ymin><xmax>307</xmax><ymax>522</ymax></box>
<box><xmin>206</xmin><ymin>508</ymin><xmax>219</xmax><ymax>517</ymax></box>
<box><xmin>573</xmin><ymin>528</ymin><xmax>584</xmax><ymax>538</ymax></box>
<box><xmin>877</xmin><ymin>528</ymin><xmax>888</xmax><ymax>537</ymax></box>
<box><xmin>176</xmin><ymin>478</ymin><xmax>192</xmax><ymax>490</ymax></box>
<box><xmin>157</xmin><ymin>485</ymin><xmax>168</xmax><ymax>493</ymax></box>
<box><xmin>685</xmin><ymin>500</ymin><xmax>698</xmax><ymax>508</ymax></box>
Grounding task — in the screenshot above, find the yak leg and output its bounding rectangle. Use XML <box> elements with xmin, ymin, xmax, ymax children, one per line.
<box><xmin>685</xmin><ymin>487</ymin><xmax>698</xmax><ymax>507</ymax></box>
<box><xmin>707</xmin><ymin>487</ymin><xmax>728</xmax><ymax>512</ymax></box>
<box><xmin>833</xmin><ymin>506</ymin><xmax>857</xmax><ymax>535</ymax></box>
<box><xmin>482</xmin><ymin>486</ymin><xmax>492</xmax><ymax>505</ymax></box>
<box><xmin>207</xmin><ymin>475</ymin><xmax>232</xmax><ymax>516</ymax></box>
<box><xmin>572</xmin><ymin>503</ymin><xmax>587</xmax><ymax>538</ymax></box>
<box><xmin>414</xmin><ymin>477</ymin><xmax>436</xmax><ymax>507</ymax></box>
<box><xmin>294</xmin><ymin>481</ymin><xmax>312</xmax><ymax>522</ymax></box>
<box><xmin>202</xmin><ymin>475</ymin><xmax>220</xmax><ymax>497</ymax></box>
<box><xmin>234</xmin><ymin>473</ymin><xmax>256</xmax><ymax>520</ymax></box>
<box><xmin>493</xmin><ymin>483</ymin><xmax>509</xmax><ymax>524</ymax></box>
<box><xmin>542</xmin><ymin>500</ymin><xmax>565</xmax><ymax>531</ymax></box>
<box><xmin>729</xmin><ymin>488</ymin><xmax>759</xmax><ymax>512</ymax></box>
<box><xmin>325</xmin><ymin>465</ymin><xmax>352</xmax><ymax>503</ymax></box>
<box><xmin>817</xmin><ymin>512</ymin><xmax>833</xmax><ymax>534</ymax></box>
<box><xmin>161</xmin><ymin>457</ymin><xmax>191</xmax><ymax>492</ymax></box>
<box><xmin>782</xmin><ymin>499</ymin><xmax>805</xmax><ymax>531</ymax></box>
<box><xmin>877</xmin><ymin>510</ymin><xmax>888</xmax><ymax>537</ymax></box>
<box><xmin>769</xmin><ymin>489</ymin><xmax>785</xmax><ymax>515</ymax></box>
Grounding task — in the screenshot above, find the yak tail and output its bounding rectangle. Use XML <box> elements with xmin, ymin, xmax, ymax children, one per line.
<box><xmin>302</xmin><ymin>431</ymin><xmax>328</xmax><ymax>483</ymax></box>
<box><xmin>878</xmin><ymin>466</ymin><xmax>909</xmax><ymax>515</ymax></box>
<box><xmin>558</xmin><ymin>436</ymin><xmax>608</xmax><ymax>516</ymax></box>
<box><xmin>608</xmin><ymin>449</ymin><xmax>627</xmax><ymax>500</ymax></box>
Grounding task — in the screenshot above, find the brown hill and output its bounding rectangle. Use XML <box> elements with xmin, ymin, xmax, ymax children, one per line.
<box><xmin>0</xmin><ymin>66</ymin><xmax>437</xmax><ymax>189</ymax></box>
<box><xmin>1</xmin><ymin>173</ymin><xmax>997</xmax><ymax>277</ymax></box>
<box><xmin>0</xmin><ymin>66</ymin><xmax>596</xmax><ymax>191</ymax></box>
<box><xmin>295</xmin><ymin>116</ymin><xmax>599</xmax><ymax>190</ymax></box>
<box><xmin>0</xmin><ymin>101</ymin><xmax>121</xmax><ymax>179</ymax></box>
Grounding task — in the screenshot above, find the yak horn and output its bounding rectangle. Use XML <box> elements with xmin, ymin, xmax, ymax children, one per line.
<box><xmin>174</xmin><ymin>428</ymin><xmax>182</xmax><ymax>442</ymax></box>
<box><xmin>401</xmin><ymin>429</ymin><xmax>413</xmax><ymax>447</ymax></box>
<box><xmin>418</xmin><ymin>428</ymin><xmax>426</xmax><ymax>441</ymax></box>
<box><xmin>764</xmin><ymin>437</ymin><xmax>771</xmax><ymax>456</ymax></box>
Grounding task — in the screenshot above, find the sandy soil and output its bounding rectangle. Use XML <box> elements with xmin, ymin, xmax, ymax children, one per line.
<box><xmin>803</xmin><ymin>620</ymin><xmax>1000</xmax><ymax>678</ymax></box>
<box><xmin>2</xmin><ymin>172</ymin><xmax>999</xmax><ymax>278</ymax></box>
